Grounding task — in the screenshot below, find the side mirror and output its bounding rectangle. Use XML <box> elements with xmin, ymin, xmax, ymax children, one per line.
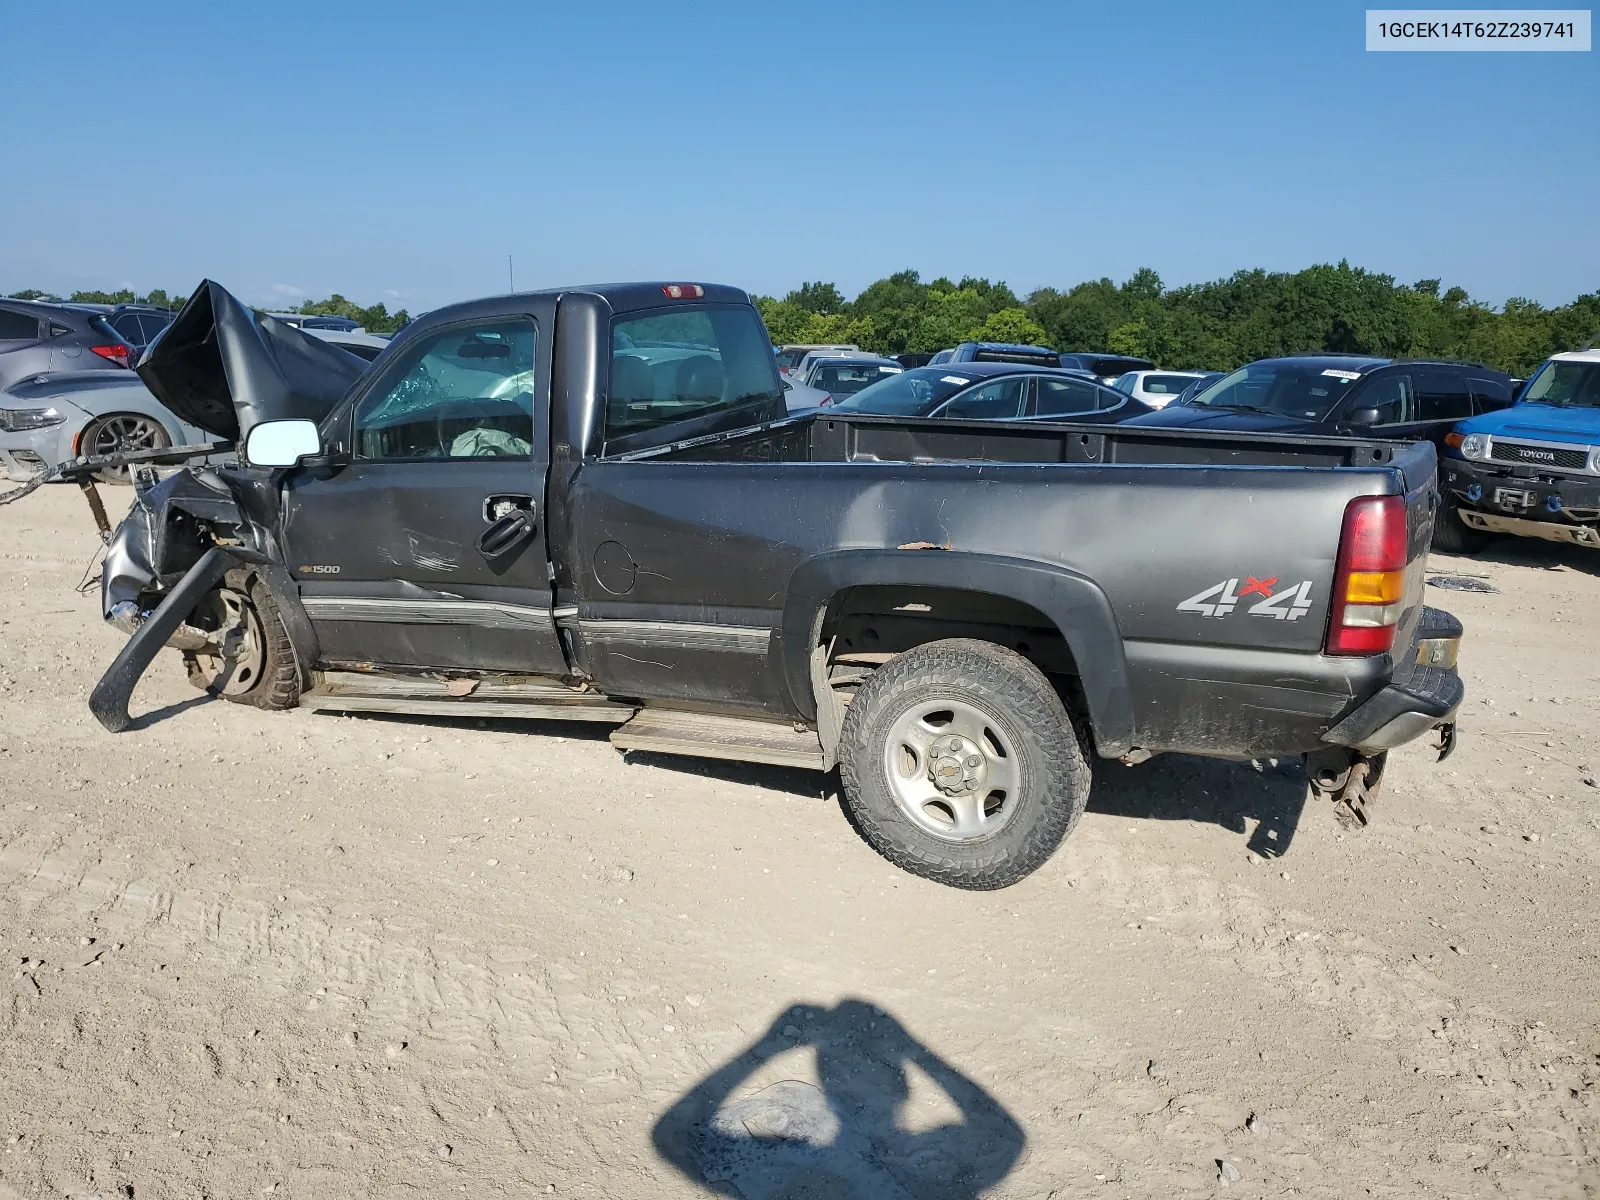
<box><xmin>245</xmin><ymin>419</ymin><xmax>322</xmax><ymax>467</ymax></box>
<box><xmin>1345</xmin><ymin>407</ymin><xmax>1382</xmax><ymax>427</ymax></box>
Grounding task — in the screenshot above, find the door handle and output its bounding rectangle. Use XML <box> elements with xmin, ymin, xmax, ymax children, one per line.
<box><xmin>484</xmin><ymin>494</ymin><xmax>536</xmax><ymax>524</ymax></box>
<box><xmin>476</xmin><ymin>509</ymin><xmax>537</xmax><ymax>571</ymax></box>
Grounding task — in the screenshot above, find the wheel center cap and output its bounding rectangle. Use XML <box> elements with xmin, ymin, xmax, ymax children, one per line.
<box><xmin>927</xmin><ymin>734</ymin><xmax>987</xmax><ymax>796</ymax></box>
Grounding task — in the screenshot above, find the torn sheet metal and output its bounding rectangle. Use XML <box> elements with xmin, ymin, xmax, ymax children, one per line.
<box><xmin>137</xmin><ymin>279</ymin><xmax>368</xmax><ymax>442</ymax></box>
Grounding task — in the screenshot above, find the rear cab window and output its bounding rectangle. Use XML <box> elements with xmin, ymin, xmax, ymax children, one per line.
<box><xmin>605</xmin><ymin>305</ymin><xmax>783</xmax><ymax>453</ymax></box>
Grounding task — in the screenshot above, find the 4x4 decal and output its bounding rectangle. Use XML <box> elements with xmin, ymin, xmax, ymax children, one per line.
<box><xmin>1178</xmin><ymin>576</ymin><xmax>1314</xmax><ymax>621</ymax></box>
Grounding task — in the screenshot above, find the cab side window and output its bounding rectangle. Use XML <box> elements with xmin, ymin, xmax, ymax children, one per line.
<box><xmin>353</xmin><ymin>320</ymin><xmax>536</xmax><ymax>461</ymax></box>
<box><xmin>1415</xmin><ymin>368</ymin><xmax>1471</xmax><ymax>422</ymax></box>
<box><xmin>940</xmin><ymin>376</ymin><xmax>1027</xmax><ymax>420</ymax></box>
<box><xmin>1468</xmin><ymin>376</ymin><xmax>1513</xmax><ymax>414</ymax></box>
<box><xmin>0</xmin><ymin>308</ymin><xmax>40</xmax><ymax>341</ymax></box>
<box><xmin>1352</xmin><ymin>371</ymin><xmax>1415</xmax><ymax>425</ymax></box>
<box><xmin>1034</xmin><ymin>376</ymin><xmax>1101</xmax><ymax>416</ymax></box>
<box><xmin>110</xmin><ymin>313</ymin><xmax>144</xmax><ymax>345</ymax></box>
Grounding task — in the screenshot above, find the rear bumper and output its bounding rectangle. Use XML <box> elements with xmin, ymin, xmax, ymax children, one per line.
<box><xmin>1320</xmin><ymin>608</ymin><xmax>1462</xmax><ymax>754</ymax></box>
<box><xmin>1123</xmin><ymin>606</ymin><xmax>1463</xmax><ymax>758</ymax></box>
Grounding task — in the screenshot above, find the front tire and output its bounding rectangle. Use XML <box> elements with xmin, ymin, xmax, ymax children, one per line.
<box><xmin>1431</xmin><ymin>504</ymin><xmax>1488</xmax><ymax>554</ymax></box>
<box><xmin>838</xmin><ymin>638</ymin><xmax>1090</xmax><ymax>890</ymax></box>
<box><xmin>183</xmin><ymin>572</ymin><xmax>301</xmax><ymax>709</ymax></box>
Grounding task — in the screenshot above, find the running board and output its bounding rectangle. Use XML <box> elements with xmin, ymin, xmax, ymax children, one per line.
<box><xmin>300</xmin><ymin>670</ymin><xmax>636</xmax><ymax>723</ymax></box>
<box><xmin>609</xmin><ymin>708</ymin><xmax>825</xmax><ymax>770</ymax></box>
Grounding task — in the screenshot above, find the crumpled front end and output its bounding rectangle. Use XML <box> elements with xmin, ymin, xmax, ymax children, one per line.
<box><xmin>100</xmin><ymin>467</ymin><xmax>252</xmax><ymax>634</ymax></box>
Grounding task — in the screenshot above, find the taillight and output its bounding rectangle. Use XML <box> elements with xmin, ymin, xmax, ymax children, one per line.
<box><xmin>1326</xmin><ymin>495</ymin><xmax>1408</xmax><ymax>655</ymax></box>
<box><xmin>661</xmin><ymin>284</ymin><xmax>704</xmax><ymax>299</ymax></box>
<box><xmin>818</xmin><ymin>394</ymin><xmax>833</xmax><ymax>407</ymax></box>
<box><xmin>90</xmin><ymin>344</ymin><xmax>131</xmax><ymax>367</ymax></box>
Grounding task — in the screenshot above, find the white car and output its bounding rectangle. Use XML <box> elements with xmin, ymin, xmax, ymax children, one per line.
<box><xmin>781</xmin><ymin>375</ymin><xmax>830</xmax><ymax>412</ymax></box>
<box><xmin>0</xmin><ymin>328</ymin><xmax>387</xmax><ymax>483</ymax></box>
<box><xmin>792</xmin><ymin>348</ymin><xmax>880</xmax><ymax>384</ymax></box>
<box><xmin>1110</xmin><ymin>370</ymin><xmax>1209</xmax><ymax>410</ymax></box>
<box><xmin>775</xmin><ymin>343</ymin><xmax>858</xmax><ymax>376</ymax></box>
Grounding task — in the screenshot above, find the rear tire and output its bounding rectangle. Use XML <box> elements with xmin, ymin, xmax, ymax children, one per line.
<box><xmin>838</xmin><ymin>638</ymin><xmax>1090</xmax><ymax>890</ymax></box>
<box><xmin>183</xmin><ymin>572</ymin><xmax>301</xmax><ymax>710</ymax></box>
<box><xmin>1431</xmin><ymin>504</ymin><xmax>1488</xmax><ymax>554</ymax></box>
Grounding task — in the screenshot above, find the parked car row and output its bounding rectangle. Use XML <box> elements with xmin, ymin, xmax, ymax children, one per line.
<box><xmin>774</xmin><ymin>332</ymin><xmax>1539</xmax><ymax>557</ymax></box>
<box><xmin>829</xmin><ymin>362</ymin><xmax>1149</xmax><ymax>423</ymax></box>
<box><xmin>1125</xmin><ymin>353</ymin><xmax>1518</xmax><ymax>549</ymax></box>
<box><xmin>775</xmin><ymin>341</ymin><xmax>1164</xmax><ymax>385</ymax></box>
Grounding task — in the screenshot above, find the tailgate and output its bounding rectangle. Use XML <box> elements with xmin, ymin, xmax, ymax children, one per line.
<box><xmin>1386</xmin><ymin>441</ymin><xmax>1444</xmax><ymax>684</ymax></box>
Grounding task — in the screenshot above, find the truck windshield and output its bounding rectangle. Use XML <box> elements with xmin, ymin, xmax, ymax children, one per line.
<box><xmin>1187</xmin><ymin>362</ymin><xmax>1363</xmax><ymax>420</ymax></box>
<box><xmin>609</xmin><ymin>305</ymin><xmax>783</xmax><ymax>440</ymax></box>
<box><xmin>1521</xmin><ymin>359</ymin><xmax>1600</xmax><ymax>408</ymax></box>
<box><xmin>832</xmin><ymin>366</ymin><xmax>981</xmax><ymax>415</ymax></box>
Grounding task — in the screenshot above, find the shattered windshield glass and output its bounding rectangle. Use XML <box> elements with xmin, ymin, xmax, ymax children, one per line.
<box><xmin>354</xmin><ymin>322</ymin><xmax>537</xmax><ymax>460</ymax></box>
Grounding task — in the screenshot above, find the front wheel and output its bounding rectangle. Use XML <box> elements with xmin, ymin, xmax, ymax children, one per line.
<box><xmin>837</xmin><ymin>638</ymin><xmax>1090</xmax><ymax>890</ymax></box>
<box><xmin>1431</xmin><ymin>504</ymin><xmax>1488</xmax><ymax>554</ymax></box>
<box><xmin>182</xmin><ymin>572</ymin><xmax>301</xmax><ymax>709</ymax></box>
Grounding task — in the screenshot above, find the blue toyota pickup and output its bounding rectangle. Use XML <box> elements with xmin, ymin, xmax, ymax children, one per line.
<box><xmin>1440</xmin><ymin>350</ymin><xmax>1600</xmax><ymax>552</ymax></box>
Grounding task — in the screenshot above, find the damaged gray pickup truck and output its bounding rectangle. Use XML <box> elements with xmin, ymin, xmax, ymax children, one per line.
<box><xmin>92</xmin><ymin>279</ymin><xmax>1463</xmax><ymax>889</ymax></box>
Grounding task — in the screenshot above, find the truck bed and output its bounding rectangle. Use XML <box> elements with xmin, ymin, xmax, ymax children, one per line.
<box><xmin>626</xmin><ymin>410</ymin><xmax>1421</xmax><ymax>474</ymax></box>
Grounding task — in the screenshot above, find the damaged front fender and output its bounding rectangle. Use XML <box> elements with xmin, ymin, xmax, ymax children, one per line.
<box><xmin>97</xmin><ymin>463</ymin><xmax>321</xmax><ymax>726</ymax></box>
<box><xmin>101</xmin><ymin>468</ymin><xmax>249</xmax><ymax>621</ymax></box>
<box><xmin>90</xmin><ymin>546</ymin><xmax>240</xmax><ymax>732</ymax></box>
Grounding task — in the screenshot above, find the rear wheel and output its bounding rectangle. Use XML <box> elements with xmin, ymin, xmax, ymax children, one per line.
<box><xmin>81</xmin><ymin>413</ymin><xmax>170</xmax><ymax>484</ymax></box>
<box><xmin>838</xmin><ymin>638</ymin><xmax>1090</xmax><ymax>890</ymax></box>
<box><xmin>183</xmin><ymin>573</ymin><xmax>300</xmax><ymax>709</ymax></box>
<box><xmin>1431</xmin><ymin>504</ymin><xmax>1488</xmax><ymax>554</ymax></box>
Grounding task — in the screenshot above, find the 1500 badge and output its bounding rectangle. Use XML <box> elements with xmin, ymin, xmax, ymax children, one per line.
<box><xmin>1177</xmin><ymin>575</ymin><xmax>1313</xmax><ymax>620</ymax></box>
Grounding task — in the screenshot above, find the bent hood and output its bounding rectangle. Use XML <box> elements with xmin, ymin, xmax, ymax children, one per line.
<box><xmin>1122</xmin><ymin>405</ymin><xmax>1321</xmax><ymax>435</ymax></box>
<box><xmin>136</xmin><ymin>280</ymin><xmax>369</xmax><ymax>442</ymax></box>
<box><xmin>1457</xmin><ymin>402</ymin><xmax>1600</xmax><ymax>445</ymax></box>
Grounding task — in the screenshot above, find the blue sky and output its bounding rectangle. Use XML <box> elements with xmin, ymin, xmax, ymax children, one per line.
<box><xmin>2</xmin><ymin>0</ymin><xmax>1595</xmax><ymax>312</ymax></box>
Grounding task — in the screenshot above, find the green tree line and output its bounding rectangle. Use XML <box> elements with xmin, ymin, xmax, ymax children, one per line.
<box><xmin>13</xmin><ymin>262</ymin><xmax>1598</xmax><ymax>372</ymax></box>
<box><xmin>5</xmin><ymin>287</ymin><xmax>410</xmax><ymax>333</ymax></box>
<box><xmin>757</xmin><ymin>262</ymin><xmax>1600</xmax><ymax>376</ymax></box>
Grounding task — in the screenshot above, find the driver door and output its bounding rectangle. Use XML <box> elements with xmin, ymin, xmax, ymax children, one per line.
<box><xmin>282</xmin><ymin>304</ymin><xmax>567</xmax><ymax>675</ymax></box>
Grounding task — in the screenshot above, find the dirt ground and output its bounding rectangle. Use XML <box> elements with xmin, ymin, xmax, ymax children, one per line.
<box><xmin>0</xmin><ymin>483</ymin><xmax>1596</xmax><ymax>1200</ymax></box>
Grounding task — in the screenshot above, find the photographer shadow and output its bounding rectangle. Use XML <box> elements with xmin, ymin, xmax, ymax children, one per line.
<box><xmin>652</xmin><ymin>999</ymin><xmax>1023</xmax><ymax>1199</ymax></box>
